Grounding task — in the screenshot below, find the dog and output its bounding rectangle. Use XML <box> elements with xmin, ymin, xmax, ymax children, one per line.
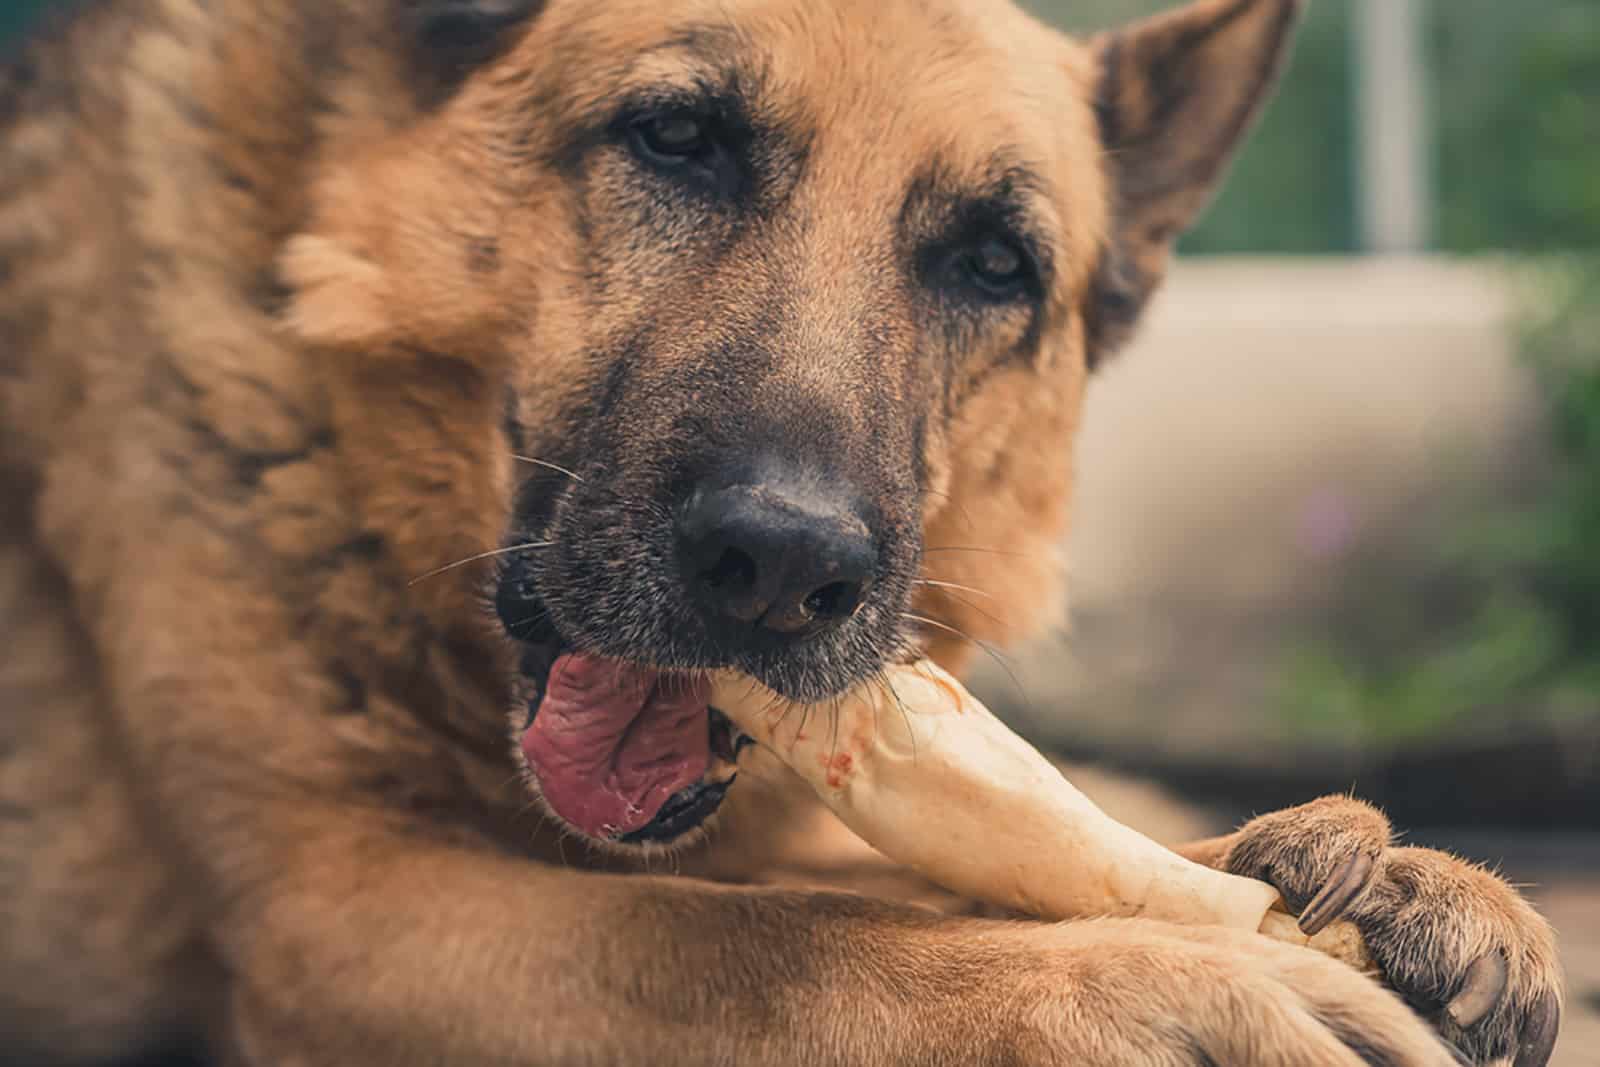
<box><xmin>0</xmin><ymin>0</ymin><xmax>1563</xmax><ymax>1063</ymax></box>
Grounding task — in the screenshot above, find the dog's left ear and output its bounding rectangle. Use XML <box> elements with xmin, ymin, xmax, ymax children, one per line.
<box><xmin>1087</xmin><ymin>0</ymin><xmax>1304</xmax><ymax>363</ymax></box>
<box><xmin>398</xmin><ymin>0</ymin><xmax>546</xmax><ymax>104</ymax></box>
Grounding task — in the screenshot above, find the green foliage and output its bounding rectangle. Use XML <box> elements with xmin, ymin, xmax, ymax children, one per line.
<box><xmin>1277</xmin><ymin>258</ymin><xmax>1600</xmax><ymax>748</ymax></box>
<box><xmin>1433</xmin><ymin>0</ymin><xmax>1600</xmax><ymax>250</ymax></box>
<box><xmin>1030</xmin><ymin>0</ymin><xmax>1600</xmax><ymax>254</ymax></box>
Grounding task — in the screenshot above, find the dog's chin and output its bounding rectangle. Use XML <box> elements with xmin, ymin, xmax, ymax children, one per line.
<box><xmin>508</xmin><ymin>635</ymin><xmax>754</xmax><ymax>849</ymax></box>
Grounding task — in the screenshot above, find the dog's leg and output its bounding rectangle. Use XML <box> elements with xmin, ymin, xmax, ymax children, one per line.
<box><xmin>218</xmin><ymin>818</ymin><xmax>947</xmax><ymax>1064</ymax></box>
<box><xmin>213</xmin><ymin>817</ymin><xmax>1466</xmax><ymax>1067</ymax></box>
<box><xmin>0</xmin><ymin>529</ymin><xmax>217</xmax><ymax>1065</ymax></box>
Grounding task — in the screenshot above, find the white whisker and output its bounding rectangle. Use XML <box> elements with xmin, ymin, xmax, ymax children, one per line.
<box><xmin>901</xmin><ymin>611</ymin><xmax>1031</xmax><ymax>711</ymax></box>
<box><xmin>900</xmin><ymin>611</ymin><xmax>976</xmax><ymax>643</ymax></box>
<box><xmin>913</xmin><ymin>577</ymin><xmax>998</xmax><ymax>601</ymax></box>
<box><xmin>408</xmin><ymin>541</ymin><xmax>555</xmax><ymax>586</ymax></box>
<box><xmin>511</xmin><ymin>454</ymin><xmax>585</xmax><ymax>483</ymax></box>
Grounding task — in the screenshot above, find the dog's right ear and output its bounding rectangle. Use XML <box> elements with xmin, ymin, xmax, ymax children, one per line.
<box><xmin>398</xmin><ymin>0</ymin><xmax>546</xmax><ymax>104</ymax></box>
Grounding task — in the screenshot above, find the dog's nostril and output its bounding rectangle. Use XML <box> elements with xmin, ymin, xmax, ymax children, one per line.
<box><xmin>803</xmin><ymin>580</ymin><xmax>863</xmax><ymax>621</ymax></box>
<box><xmin>702</xmin><ymin>547</ymin><xmax>758</xmax><ymax>593</ymax></box>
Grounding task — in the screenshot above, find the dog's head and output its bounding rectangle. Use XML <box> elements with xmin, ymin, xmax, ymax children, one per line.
<box><xmin>285</xmin><ymin>0</ymin><xmax>1303</xmax><ymax>845</ymax></box>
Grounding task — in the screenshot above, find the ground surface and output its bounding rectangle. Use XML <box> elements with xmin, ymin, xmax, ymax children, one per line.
<box><xmin>1499</xmin><ymin>838</ymin><xmax>1600</xmax><ymax>1067</ymax></box>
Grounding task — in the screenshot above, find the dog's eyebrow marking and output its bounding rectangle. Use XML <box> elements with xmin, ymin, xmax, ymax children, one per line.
<box><xmin>571</xmin><ymin>23</ymin><xmax>755</xmax><ymax>133</ymax></box>
<box><xmin>617</xmin><ymin>24</ymin><xmax>776</xmax><ymax>127</ymax></box>
<box><xmin>613</xmin><ymin>23</ymin><xmax>762</xmax><ymax>102</ymax></box>
<box><xmin>635</xmin><ymin>24</ymin><xmax>748</xmax><ymax>65</ymax></box>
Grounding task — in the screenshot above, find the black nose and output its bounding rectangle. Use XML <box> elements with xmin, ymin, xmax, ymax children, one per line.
<box><xmin>677</xmin><ymin>466</ymin><xmax>876</xmax><ymax>640</ymax></box>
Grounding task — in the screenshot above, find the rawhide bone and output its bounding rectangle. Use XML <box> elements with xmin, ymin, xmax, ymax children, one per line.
<box><xmin>710</xmin><ymin>660</ymin><xmax>1375</xmax><ymax>972</ymax></box>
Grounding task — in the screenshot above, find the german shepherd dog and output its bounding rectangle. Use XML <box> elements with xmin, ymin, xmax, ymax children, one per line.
<box><xmin>0</xmin><ymin>0</ymin><xmax>1563</xmax><ymax>1063</ymax></box>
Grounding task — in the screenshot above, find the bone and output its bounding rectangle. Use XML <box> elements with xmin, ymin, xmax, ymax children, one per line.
<box><xmin>710</xmin><ymin>660</ymin><xmax>1375</xmax><ymax>972</ymax></box>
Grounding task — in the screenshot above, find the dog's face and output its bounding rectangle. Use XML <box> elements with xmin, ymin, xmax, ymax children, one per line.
<box><xmin>495</xmin><ymin>0</ymin><xmax>1109</xmax><ymax>689</ymax></box>
<box><xmin>286</xmin><ymin>0</ymin><xmax>1302</xmax><ymax>845</ymax></box>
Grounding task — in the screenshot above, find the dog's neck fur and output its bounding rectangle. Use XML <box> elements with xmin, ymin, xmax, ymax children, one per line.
<box><xmin>3</xmin><ymin>2</ymin><xmax>528</xmax><ymax>787</ymax></box>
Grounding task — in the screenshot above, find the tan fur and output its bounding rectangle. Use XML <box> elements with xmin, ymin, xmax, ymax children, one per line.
<box><xmin>0</xmin><ymin>0</ymin><xmax>1560</xmax><ymax>1064</ymax></box>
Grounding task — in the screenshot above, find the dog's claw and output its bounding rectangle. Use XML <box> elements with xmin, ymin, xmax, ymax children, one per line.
<box><xmin>1446</xmin><ymin>952</ymin><xmax>1509</xmax><ymax>1029</ymax></box>
<box><xmin>1512</xmin><ymin>991</ymin><xmax>1561</xmax><ymax>1067</ymax></box>
<box><xmin>1298</xmin><ymin>851</ymin><xmax>1376</xmax><ymax>936</ymax></box>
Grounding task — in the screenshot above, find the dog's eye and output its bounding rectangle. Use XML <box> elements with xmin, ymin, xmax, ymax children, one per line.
<box><xmin>630</xmin><ymin>112</ymin><xmax>712</xmax><ymax>167</ymax></box>
<box><xmin>962</xmin><ymin>236</ymin><xmax>1032</xmax><ymax>298</ymax></box>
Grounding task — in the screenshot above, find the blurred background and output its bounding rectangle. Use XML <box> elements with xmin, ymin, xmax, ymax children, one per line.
<box><xmin>5</xmin><ymin>0</ymin><xmax>1598</xmax><ymax>1061</ymax></box>
<box><xmin>988</xmin><ymin>0</ymin><xmax>1600</xmax><ymax>794</ymax></box>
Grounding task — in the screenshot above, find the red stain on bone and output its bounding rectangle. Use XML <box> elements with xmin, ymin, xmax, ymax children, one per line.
<box><xmin>823</xmin><ymin>751</ymin><xmax>854</xmax><ymax>789</ymax></box>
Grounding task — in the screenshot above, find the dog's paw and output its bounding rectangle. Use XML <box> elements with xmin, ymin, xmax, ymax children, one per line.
<box><xmin>1221</xmin><ymin>796</ymin><xmax>1563</xmax><ymax>1067</ymax></box>
<box><xmin>995</xmin><ymin>919</ymin><xmax>1456</xmax><ymax>1067</ymax></box>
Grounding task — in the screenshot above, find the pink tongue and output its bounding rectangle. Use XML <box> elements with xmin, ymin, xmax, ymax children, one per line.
<box><xmin>520</xmin><ymin>654</ymin><xmax>710</xmax><ymax>838</ymax></box>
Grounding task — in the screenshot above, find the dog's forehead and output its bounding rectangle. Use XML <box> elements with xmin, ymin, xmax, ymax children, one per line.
<box><xmin>764</xmin><ymin>5</ymin><xmax>1087</xmax><ymax>171</ymax></box>
<box><xmin>538</xmin><ymin>0</ymin><xmax>1108</xmax><ymax>276</ymax></box>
